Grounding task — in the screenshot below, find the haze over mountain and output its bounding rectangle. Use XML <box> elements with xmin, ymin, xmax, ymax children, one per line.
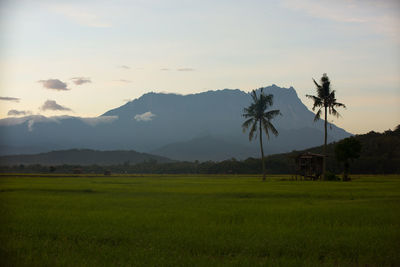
<box><xmin>0</xmin><ymin>85</ymin><xmax>351</xmax><ymax>161</ymax></box>
<box><xmin>0</xmin><ymin>149</ymin><xmax>173</xmax><ymax>166</ymax></box>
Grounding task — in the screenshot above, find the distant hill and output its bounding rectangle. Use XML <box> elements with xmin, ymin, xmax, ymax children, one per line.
<box><xmin>1</xmin><ymin>127</ymin><xmax>397</xmax><ymax>174</ymax></box>
<box><xmin>262</xmin><ymin>126</ymin><xmax>400</xmax><ymax>174</ymax></box>
<box><xmin>0</xmin><ymin>85</ymin><xmax>351</xmax><ymax>160</ymax></box>
<box><xmin>0</xmin><ymin>149</ymin><xmax>173</xmax><ymax>166</ymax></box>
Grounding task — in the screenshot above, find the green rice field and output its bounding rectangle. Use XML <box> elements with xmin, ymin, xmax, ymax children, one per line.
<box><xmin>0</xmin><ymin>174</ymin><xmax>399</xmax><ymax>266</ymax></box>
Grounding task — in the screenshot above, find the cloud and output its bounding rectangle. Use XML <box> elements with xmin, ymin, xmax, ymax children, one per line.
<box><xmin>79</xmin><ymin>116</ymin><xmax>118</xmax><ymax>126</ymax></box>
<box><xmin>48</xmin><ymin>4</ymin><xmax>111</xmax><ymax>28</ymax></box>
<box><xmin>281</xmin><ymin>0</ymin><xmax>400</xmax><ymax>42</ymax></box>
<box><xmin>114</xmin><ymin>79</ymin><xmax>132</xmax><ymax>83</ymax></box>
<box><xmin>177</xmin><ymin>68</ymin><xmax>195</xmax><ymax>71</ymax></box>
<box><xmin>118</xmin><ymin>65</ymin><xmax>130</xmax><ymax>69</ymax></box>
<box><xmin>0</xmin><ymin>115</ymin><xmax>117</xmax><ymax>132</ymax></box>
<box><xmin>71</xmin><ymin>77</ymin><xmax>91</xmax><ymax>85</ymax></box>
<box><xmin>134</xmin><ymin>111</ymin><xmax>155</xmax><ymax>122</ymax></box>
<box><xmin>0</xmin><ymin>117</ymin><xmax>32</xmax><ymax>126</ymax></box>
<box><xmin>41</xmin><ymin>100</ymin><xmax>72</xmax><ymax>111</ymax></box>
<box><xmin>26</xmin><ymin>116</ymin><xmax>69</xmax><ymax>132</ymax></box>
<box><xmin>7</xmin><ymin>110</ymin><xmax>32</xmax><ymax>116</ymax></box>
<box><xmin>0</xmin><ymin>115</ymin><xmax>58</xmax><ymax>131</ymax></box>
<box><xmin>38</xmin><ymin>79</ymin><xmax>69</xmax><ymax>91</ymax></box>
<box><xmin>0</xmin><ymin>97</ymin><xmax>20</xmax><ymax>102</ymax></box>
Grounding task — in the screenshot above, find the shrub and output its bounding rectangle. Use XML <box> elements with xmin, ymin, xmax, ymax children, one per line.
<box><xmin>325</xmin><ymin>171</ymin><xmax>340</xmax><ymax>181</ymax></box>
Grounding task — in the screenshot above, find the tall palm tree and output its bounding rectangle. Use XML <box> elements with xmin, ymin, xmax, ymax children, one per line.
<box><xmin>306</xmin><ymin>73</ymin><xmax>345</xmax><ymax>180</ymax></box>
<box><xmin>242</xmin><ymin>88</ymin><xmax>281</xmax><ymax>181</ymax></box>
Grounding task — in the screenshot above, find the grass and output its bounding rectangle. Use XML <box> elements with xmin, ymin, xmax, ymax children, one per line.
<box><xmin>0</xmin><ymin>174</ymin><xmax>399</xmax><ymax>266</ymax></box>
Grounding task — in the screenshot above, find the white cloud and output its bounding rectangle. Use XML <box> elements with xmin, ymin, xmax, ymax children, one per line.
<box><xmin>47</xmin><ymin>4</ymin><xmax>111</xmax><ymax>28</ymax></box>
<box><xmin>134</xmin><ymin>111</ymin><xmax>155</xmax><ymax>122</ymax></box>
<box><xmin>79</xmin><ymin>116</ymin><xmax>118</xmax><ymax>126</ymax></box>
<box><xmin>114</xmin><ymin>79</ymin><xmax>132</xmax><ymax>83</ymax></box>
<box><xmin>281</xmin><ymin>0</ymin><xmax>400</xmax><ymax>42</ymax></box>
<box><xmin>0</xmin><ymin>115</ymin><xmax>59</xmax><ymax>131</ymax></box>
<box><xmin>0</xmin><ymin>115</ymin><xmax>118</xmax><ymax>131</ymax></box>
<box><xmin>177</xmin><ymin>68</ymin><xmax>195</xmax><ymax>71</ymax></box>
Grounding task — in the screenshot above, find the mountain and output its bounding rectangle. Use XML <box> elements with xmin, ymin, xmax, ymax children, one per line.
<box><xmin>0</xmin><ymin>149</ymin><xmax>173</xmax><ymax>166</ymax></box>
<box><xmin>0</xmin><ymin>85</ymin><xmax>351</xmax><ymax>160</ymax></box>
<box><xmin>152</xmin><ymin>136</ymin><xmax>256</xmax><ymax>162</ymax></box>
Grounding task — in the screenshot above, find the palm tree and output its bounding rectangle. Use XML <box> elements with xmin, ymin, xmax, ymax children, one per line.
<box><xmin>306</xmin><ymin>73</ymin><xmax>345</xmax><ymax>180</ymax></box>
<box><xmin>242</xmin><ymin>88</ymin><xmax>281</xmax><ymax>181</ymax></box>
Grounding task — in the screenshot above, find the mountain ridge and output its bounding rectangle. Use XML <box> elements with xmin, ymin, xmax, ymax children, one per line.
<box><xmin>0</xmin><ymin>85</ymin><xmax>351</xmax><ymax>159</ymax></box>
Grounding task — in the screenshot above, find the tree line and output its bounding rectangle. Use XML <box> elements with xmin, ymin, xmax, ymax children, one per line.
<box><xmin>1</xmin><ymin>127</ymin><xmax>398</xmax><ymax>175</ymax></box>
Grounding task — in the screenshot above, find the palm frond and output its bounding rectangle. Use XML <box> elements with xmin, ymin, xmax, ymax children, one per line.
<box><xmin>263</xmin><ymin>94</ymin><xmax>274</xmax><ymax>107</ymax></box>
<box><xmin>242</xmin><ymin>118</ymin><xmax>254</xmax><ymax>132</ymax></box>
<box><xmin>262</xmin><ymin>118</ymin><xmax>279</xmax><ymax>138</ymax></box>
<box><xmin>250</xmin><ymin>90</ymin><xmax>258</xmax><ymax>103</ymax></box>
<box><xmin>248</xmin><ymin>120</ymin><xmax>258</xmax><ymax>141</ymax></box>
<box><xmin>306</xmin><ymin>95</ymin><xmax>323</xmax><ymax>110</ymax></box>
<box><xmin>330</xmin><ymin>106</ymin><xmax>341</xmax><ymax>118</ymax></box>
<box><xmin>333</xmin><ymin>101</ymin><xmax>346</xmax><ymax>109</ymax></box>
<box><xmin>314</xmin><ymin>108</ymin><xmax>322</xmax><ymax>122</ymax></box>
<box><xmin>243</xmin><ymin>87</ymin><xmax>282</xmax><ymax>142</ymax></box>
<box><xmin>264</xmin><ymin>109</ymin><xmax>281</xmax><ymax>120</ymax></box>
<box><xmin>313</xmin><ymin>79</ymin><xmax>321</xmax><ymax>89</ymax></box>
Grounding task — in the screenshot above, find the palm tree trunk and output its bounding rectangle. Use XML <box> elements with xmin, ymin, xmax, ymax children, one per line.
<box><xmin>323</xmin><ymin>106</ymin><xmax>327</xmax><ymax>181</ymax></box>
<box><xmin>259</xmin><ymin>120</ymin><xmax>266</xmax><ymax>181</ymax></box>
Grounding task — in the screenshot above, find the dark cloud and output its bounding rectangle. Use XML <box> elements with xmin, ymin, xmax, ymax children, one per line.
<box><xmin>118</xmin><ymin>65</ymin><xmax>130</xmax><ymax>69</ymax></box>
<box><xmin>71</xmin><ymin>77</ymin><xmax>91</xmax><ymax>85</ymax></box>
<box><xmin>41</xmin><ymin>100</ymin><xmax>71</xmax><ymax>111</ymax></box>
<box><xmin>177</xmin><ymin>68</ymin><xmax>195</xmax><ymax>71</ymax></box>
<box><xmin>38</xmin><ymin>79</ymin><xmax>69</xmax><ymax>91</ymax></box>
<box><xmin>7</xmin><ymin>109</ymin><xmax>32</xmax><ymax>116</ymax></box>
<box><xmin>0</xmin><ymin>97</ymin><xmax>20</xmax><ymax>102</ymax></box>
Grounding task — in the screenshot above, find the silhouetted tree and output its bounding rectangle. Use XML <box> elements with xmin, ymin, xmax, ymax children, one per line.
<box><xmin>394</xmin><ymin>124</ymin><xmax>400</xmax><ymax>134</ymax></box>
<box><xmin>335</xmin><ymin>137</ymin><xmax>361</xmax><ymax>181</ymax></box>
<box><xmin>307</xmin><ymin>74</ymin><xmax>345</xmax><ymax>180</ymax></box>
<box><xmin>242</xmin><ymin>88</ymin><xmax>281</xmax><ymax>181</ymax></box>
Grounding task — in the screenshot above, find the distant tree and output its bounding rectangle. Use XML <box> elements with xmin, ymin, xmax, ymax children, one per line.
<box><xmin>335</xmin><ymin>137</ymin><xmax>361</xmax><ymax>181</ymax></box>
<box><xmin>307</xmin><ymin>73</ymin><xmax>345</xmax><ymax>180</ymax></box>
<box><xmin>394</xmin><ymin>124</ymin><xmax>400</xmax><ymax>134</ymax></box>
<box><xmin>242</xmin><ymin>88</ymin><xmax>281</xmax><ymax>181</ymax></box>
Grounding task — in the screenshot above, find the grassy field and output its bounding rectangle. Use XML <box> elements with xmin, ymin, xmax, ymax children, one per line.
<box><xmin>0</xmin><ymin>174</ymin><xmax>399</xmax><ymax>266</ymax></box>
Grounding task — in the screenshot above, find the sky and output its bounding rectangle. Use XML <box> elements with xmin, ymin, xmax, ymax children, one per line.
<box><xmin>0</xmin><ymin>0</ymin><xmax>399</xmax><ymax>134</ymax></box>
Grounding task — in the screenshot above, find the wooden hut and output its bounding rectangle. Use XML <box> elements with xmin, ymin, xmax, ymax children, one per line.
<box><xmin>295</xmin><ymin>152</ymin><xmax>324</xmax><ymax>180</ymax></box>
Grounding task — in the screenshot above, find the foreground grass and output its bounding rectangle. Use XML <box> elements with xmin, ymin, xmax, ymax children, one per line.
<box><xmin>0</xmin><ymin>174</ymin><xmax>399</xmax><ymax>266</ymax></box>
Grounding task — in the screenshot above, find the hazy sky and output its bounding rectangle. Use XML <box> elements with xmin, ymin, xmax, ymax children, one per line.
<box><xmin>0</xmin><ymin>0</ymin><xmax>399</xmax><ymax>134</ymax></box>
